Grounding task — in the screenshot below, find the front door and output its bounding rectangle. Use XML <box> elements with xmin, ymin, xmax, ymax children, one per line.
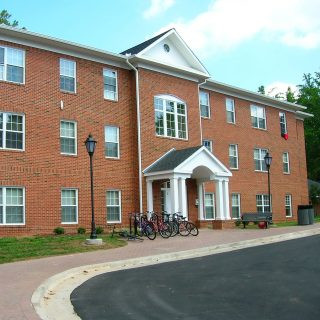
<box><xmin>161</xmin><ymin>181</ymin><xmax>171</xmax><ymax>214</ymax></box>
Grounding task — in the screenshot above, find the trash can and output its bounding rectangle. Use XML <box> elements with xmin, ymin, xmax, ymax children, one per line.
<box><xmin>297</xmin><ymin>205</ymin><xmax>310</xmax><ymax>225</ymax></box>
<box><xmin>308</xmin><ymin>206</ymin><xmax>314</xmax><ymax>225</ymax></box>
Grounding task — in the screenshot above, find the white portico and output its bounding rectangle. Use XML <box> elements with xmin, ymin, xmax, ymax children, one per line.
<box><xmin>143</xmin><ymin>146</ymin><xmax>232</xmax><ymax>221</ymax></box>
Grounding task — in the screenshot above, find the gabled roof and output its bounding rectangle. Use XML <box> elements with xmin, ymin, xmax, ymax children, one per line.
<box><xmin>121</xmin><ymin>29</ymin><xmax>173</xmax><ymax>55</ymax></box>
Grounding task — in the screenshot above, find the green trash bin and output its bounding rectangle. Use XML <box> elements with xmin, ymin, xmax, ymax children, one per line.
<box><xmin>297</xmin><ymin>205</ymin><xmax>310</xmax><ymax>225</ymax></box>
<box><xmin>308</xmin><ymin>206</ymin><xmax>314</xmax><ymax>225</ymax></box>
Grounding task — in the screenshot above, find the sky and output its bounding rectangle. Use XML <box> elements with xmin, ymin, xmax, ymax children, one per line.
<box><xmin>2</xmin><ymin>0</ymin><xmax>320</xmax><ymax>94</ymax></box>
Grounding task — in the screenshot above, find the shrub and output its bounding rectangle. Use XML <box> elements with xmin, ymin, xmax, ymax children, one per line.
<box><xmin>96</xmin><ymin>226</ymin><xmax>104</xmax><ymax>234</ymax></box>
<box><xmin>77</xmin><ymin>227</ymin><xmax>86</xmax><ymax>234</ymax></box>
<box><xmin>54</xmin><ymin>227</ymin><xmax>65</xmax><ymax>235</ymax></box>
<box><xmin>234</xmin><ymin>220</ymin><xmax>241</xmax><ymax>227</ymax></box>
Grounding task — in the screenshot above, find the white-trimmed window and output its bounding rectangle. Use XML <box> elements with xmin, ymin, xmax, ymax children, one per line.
<box><xmin>60</xmin><ymin>120</ymin><xmax>77</xmax><ymax>155</ymax></box>
<box><xmin>0</xmin><ymin>46</ymin><xmax>25</xmax><ymax>84</ymax></box>
<box><xmin>103</xmin><ymin>69</ymin><xmax>118</xmax><ymax>101</ymax></box>
<box><xmin>279</xmin><ymin>112</ymin><xmax>287</xmax><ymax>136</ymax></box>
<box><xmin>199</xmin><ymin>91</ymin><xmax>210</xmax><ymax>118</ymax></box>
<box><xmin>0</xmin><ymin>187</ymin><xmax>25</xmax><ymax>225</ymax></box>
<box><xmin>202</xmin><ymin>140</ymin><xmax>213</xmax><ymax>152</ymax></box>
<box><xmin>226</xmin><ymin>98</ymin><xmax>235</xmax><ymax>124</ymax></box>
<box><xmin>283</xmin><ymin>152</ymin><xmax>290</xmax><ymax>174</ymax></box>
<box><xmin>60</xmin><ymin>58</ymin><xmax>76</xmax><ymax>93</ymax></box>
<box><xmin>285</xmin><ymin>194</ymin><xmax>292</xmax><ymax>217</ymax></box>
<box><xmin>251</xmin><ymin>105</ymin><xmax>266</xmax><ymax>129</ymax></box>
<box><xmin>204</xmin><ymin>193</ymin><xmax>215</xmax><ymax>220</ymax></box>
<box><xmin>61</xmin><ymin>189</ymin><xmax>78</xmax><ymax>224</ymax></box>
<box><xmin>105</xmin><ymin>126</ymin><xmax>119</xmax><ymax>158</ymax></box>
<box><xmin>231</xmin><ymin>193</ymin><xmax>241</xmax><ymax>219</ymax></box>
<box><xmin>154</xmin><ymin>95</ymin><xmax>187</xmax><ymax>139</ymax></box>
<box><xmin>229</xmin><ymin>144</ymin><xmax>239</xmax><ymax>169</ymax></box>
<box><xmin>0</xmin><ymin>112</ymin><xmax>24</xmax><ymax>150</ymax></box>
<box><xmin>254</xmin><ymin>148</ymin><xmax>268</xmax><ymax>172</ymax></box>
<box><xmin>106</xmin><ymin>190</ymin><xmax>121</xmax><ymax>223</ymax></box>
<box><xmin>256</xmin><ymin>194</ymin><xmax>272</xmax><ymax>213</ymax></box>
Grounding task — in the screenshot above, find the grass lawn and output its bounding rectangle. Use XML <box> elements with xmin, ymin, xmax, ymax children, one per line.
<box><xmin>0</xmin><ymin>234</ymin><xmax>127</xmax><ymax>264</ymax></box>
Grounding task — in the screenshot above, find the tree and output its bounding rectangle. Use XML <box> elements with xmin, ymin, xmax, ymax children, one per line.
<box><xmin>258</xmin><ymin>85</ymin><xmax>265</xmax><ymax>94</ymax></box>
<box><xmin>286</xmin><ymin>87</ymin><xmax>296</xmax><ymax>103</ymax></box>
<box><xmin>0</xmin><ymin>9</ymin><xmax>19</xmax><ymax>27</ymax></box>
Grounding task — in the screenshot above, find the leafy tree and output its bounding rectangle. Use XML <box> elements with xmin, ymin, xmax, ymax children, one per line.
<box><xmin>0</xmin><ymin>10</ymin><xmax>19</xmax><ymax>27</ymax></box>
<box><xmin>258</xmin><ymin>85</ymin><xmax>265</xmax><ymax>94</ymax></box>
<box><xmin>286</xmin><ymin>87</ymin><xmax>296</xmax><ymax>103</ymax></box>
<box><xmin>309</xmin><ymin>184</ymin><xmax>320</xmax><ymax>206</ymax></box>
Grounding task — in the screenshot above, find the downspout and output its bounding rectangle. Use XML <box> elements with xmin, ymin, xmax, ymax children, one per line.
<box><xmin>126</xmin><ymin>57</ymin><xmax>143</xmax><ymax>213</ymax></box>
<box><xmin>198</xmin><ymin>78</ymin><xmax>207</xmax><ymax>144</ymax></box>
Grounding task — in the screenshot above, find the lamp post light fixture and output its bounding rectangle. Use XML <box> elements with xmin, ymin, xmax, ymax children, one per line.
<box><xmin>264</xmin><ymin>152</ymin><xmax>272</xmax><ymax>214</ymax></box>
<box><xmin>85</xmin><ymin>134</ymin><xmax>97</xmax><ymax>240</ymax></box>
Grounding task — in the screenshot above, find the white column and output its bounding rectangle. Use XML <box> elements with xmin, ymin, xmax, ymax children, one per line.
<box><xmin>170</xmin><ymin>177</ymin><xmax>179</xmax><ymax>214</ymax></box>
<box><xmin>197</xmin><ymin>182</ymin><xmax>204</xmax><ymax>220</ymax></box>
<box><xmin>146</xmin><ymin>180</ymin><xmax>153</xmax><ymax>217</ymax></box>
<box><xmin>223</xmin><ymin>179</ymin><xmax>231</xmax><ymax>220</ymax></box>
<box><xmin>179</xmin><ymin>178</ymin><xmax>188</xmax><ymax>218</ymax></box>
<box><xmin>215</xmin><ymin>179</ymin><xmax>224</xmax><ymax>220</ymax></box>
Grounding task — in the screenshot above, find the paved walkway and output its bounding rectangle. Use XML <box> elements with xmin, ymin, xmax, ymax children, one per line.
<box><xmin>1</xmin><ymin>224</ymin><xmax>319</xmax><ymax>320</ymax></box>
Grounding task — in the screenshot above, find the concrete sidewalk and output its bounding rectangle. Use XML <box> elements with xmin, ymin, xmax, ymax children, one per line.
<box><xmin>1</xmin><ymin>224</ymin><xmax>320</xmax><ymax>320</ymax></box>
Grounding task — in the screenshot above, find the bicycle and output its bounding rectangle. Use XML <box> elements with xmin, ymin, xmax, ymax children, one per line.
<box><xmin>134</xmin><ymin>213</ymin><xmax>157</xmax><ymax>240</ymax></box>
<box><xmin>149</xmin><ymin>212</ymin><xmax>172</xmax><ymax>238</ymax></box>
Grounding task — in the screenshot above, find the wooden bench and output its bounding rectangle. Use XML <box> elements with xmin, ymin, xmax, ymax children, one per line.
<box><xmin>241</xmin><ymin>212</ymin><xmax>272</xmax><ymax>229</ymax></box>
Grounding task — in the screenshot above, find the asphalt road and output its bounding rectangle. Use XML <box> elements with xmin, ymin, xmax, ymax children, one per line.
<box><xmin>71</xmin><ymin>235</ymin><xmax>320</xmax><ymax>320</ymax></box>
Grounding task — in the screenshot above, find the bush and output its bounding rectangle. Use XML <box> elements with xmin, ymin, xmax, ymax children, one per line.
<box><xmin>96</xmin><ymin>226</ymin><xmax>104</xmax><ymax>234</ymax></box>
<box><xmin>53</xmin><ymin>227</ymin><xmax>65</xmax><ymax>235</ymax></box>
<box><xmin>77</xmin><ymin>227</ymin><xmax>86</xmax><ymax>234</ymax></box>
<box><xmin>234</xmin><ymin>220</ymin><xmax>241</xmax><ymax>227</ymax></box>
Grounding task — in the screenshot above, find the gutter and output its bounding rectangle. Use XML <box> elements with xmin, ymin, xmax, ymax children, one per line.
<box><xmin>198</xmin><ymin>78</ymin><xmax>208</xmax><ymax>144</ymax></box>
<box><xmin>126</xmin><ymin>56</ymin><xmax>143</xmax><ymax>213</ymax></box>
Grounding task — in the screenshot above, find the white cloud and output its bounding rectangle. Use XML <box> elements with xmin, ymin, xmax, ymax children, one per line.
<box><xmin>265</xmin><ymin>82</ymin><xmax>298</xmax><ymax>99</ymax></box>
<box><xmin>157</xmin><ymin>0</ymin><xmax>320</xmax><ymax>56</ymax></box>
<box><xmin>143</xmin><ymin>0</ymin><xmax>175</xmax><ymax>19</ymax></box>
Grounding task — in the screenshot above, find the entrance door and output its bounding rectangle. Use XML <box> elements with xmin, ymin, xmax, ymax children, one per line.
<box><xmin>161</xmin><ymin>181</ymin><xmax>171</xmax><ymax>214</ymax></box>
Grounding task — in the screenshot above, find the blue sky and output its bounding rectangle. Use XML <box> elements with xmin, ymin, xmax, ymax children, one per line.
<box><xmin>3</xmin><ymin>0</ymin><xmax>320</xmax><ymax>94</ymax></box>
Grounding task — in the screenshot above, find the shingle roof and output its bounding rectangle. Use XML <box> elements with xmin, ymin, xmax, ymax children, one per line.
<box><xmin>144</xmin><ymin>146</ymin><xmax>202</xmax><ymax>173</ymax></box>
<box><xmin>120</xmin><ymin>29</ymin><xmax>173</xmax><ymax>55</ymax></box>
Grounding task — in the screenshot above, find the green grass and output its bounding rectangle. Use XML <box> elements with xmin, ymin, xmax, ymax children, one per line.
<box><xmin>0</xmin><ymin>234</ymin><xmax>127</xmax><ymax>264</ymax></box>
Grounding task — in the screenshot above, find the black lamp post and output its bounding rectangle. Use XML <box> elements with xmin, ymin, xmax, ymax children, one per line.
<box><xmin>264</xmin><ymin>152</ymin><xmax>272</xmax><ymax>214</ymax></box>
<box><xmin>85</xmin><ymin>134</ymin><xmax>97</xmax><ymax>239</ymax></box>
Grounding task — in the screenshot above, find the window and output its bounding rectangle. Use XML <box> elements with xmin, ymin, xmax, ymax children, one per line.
<box><xmin>285</xmin><ymin>194</ymin><xmax>292</xmax><ymax>217</ymax></box>
<box><xmin>229</xmin><ymin>144</ymin><xmax>239</xmax><ymax>169</ymax></box>
<box><xmin>254</xmin><ymin>148</ymin><xmax>268</xmax><ymax>172</ymax></box>
<box><xmin>0</xmin><ymin>187</ymin><xmax>25</xmax><ymax>225</ymax></box>
<box><xmin>105</xmin><ymin>126</ymin><xmax>119</xmax><ymax>158</ymax></box>
<box><xmin>154</xmin><ymin>96</ymin><xmax>187</xmax><ymax>139</ymax></box>
<box><xmin>103</xmin><ymin>69</ymin><xmax>118</xmax><ymax>100</ymax></box>
<box><xmin>202</xmin><ymin>140</ymin><xmax>213</xmax><ymax>152</ymax></box>
<box><xmin>60</xmin><ymin>121</ymin><xmax>77</xmax><ymax>155</ymax></box>
<box><xmin>256</xmin><ymin>194</ymin><xmax>272</xmax><ymax>213</ymax></box>
<box><xmin>199</xmin><ymin>91</ymin><xmax>210</xmax><ymax>118</ymax></box>
<box><xmin>204</xmin><ymin>193</ymin><xmax>215</xmax><ymax>219</ymax></box>
<box><xmin>283</xmin><ymin>152</ymin><xmax>290</xmax><ymax>173</ymax></box>
<box><xmin>0</xmin><ymin>112</ymin><xmax>24</xmax><ymax>150</ymax></box>
<box><xmin>106</xmin><ymin>190</ymin><xmax>121</xmax><ymax>223</ymax></box>
<box><xmin>279</xmin><ymin>112</ymin><xmax>287</xmax><ymax>135</ymax></box>
<box><xmin>251</xmin><ymin>105</ymin><xmax>266</xmax><ymax>129</ymax></box>
<box><xmin>226</xmin><ymin>98</ymin><xmax>235</xmax><ymax>123</ymax></box>
<box><xmin>60</xmin><ymin>59</ymin><xmax>76</xmax><ymax>93</ymax></box>
<box><xmin>61</xmin><ymin>189</ymin><xmax>78</xmax><ymax>224</ymax></box>
<box><xmin>0</xmin><ymin>46</ymin><xmax>25</xmax><ymax>84</ymax></box>
<box><xmin>231</xmin><ymin>193</ymin><xmax>241</xmax><ymax>219</ymax></box>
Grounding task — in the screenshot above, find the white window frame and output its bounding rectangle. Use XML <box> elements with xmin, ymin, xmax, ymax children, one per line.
<box><xmin>279</xmin><ymin>112</ymin><xmax>287</xmax><ymax>135</ymax></box>
<box><xmin>226</xmin><ymin>98</ymin><xmax>235</xmax><ymax>124</ymax></box>
<box><xmin>106</xmin><ymin>190</ymin><xmax>122</xmax><ymax>223</ymax></box>
<box><xmin>0</xmin><ymin>46</ymin><xmax>25</xmax><ymax>84</ymax></box>
<box><xmin>61</xmin><ymin>188</ymin><xmax>78</xmax><ymax>225</ymax></box>
<box><xmin>105</xmin><ymin>125</ymin><xmax>120</xmax><ymax>159</ymax></box>
<box><xmin>60</xmin><ymin>120</ymin><xmax>77</xmax><ymax>156</ymax></box>
<box><xmin>103</xmin><ymin>68</ymin><xmax>118</xmax><ymax>101</ymax></box>
<box><xmin>256</xmin><ymin>194</ymin><xmax>272</xmax><ymax>213</ymax></box>
<box><xmin>154</xmin><ymin>95</ymin><xmax>188</xmax><ymax>140</ymax></box>
<box><xmin>199</xmin><ymin>91</ymin><xmax>210</xmax><ymax>119</ymax></box>
<box><xmin>283</xmin><ymin>152</ymin><xmax>290</xmax><ymax>174</ymax></box>
<box><xmin>0</xmin><ymin>186</ymin><xmax>25</xmax><ymax>226</ymax></box>
<box><xmin>251</xmin><ymin>105</ymin><xmax>266</xmax><ymax>130</ymax></box>
<box><xmin>202</xmin><ymin>139</ymin><xmax>213</xmax><ymax>152</ymax></box>
<box><xmin>59</xmin><ymin>58</ymin><xmax>76</xmax><ymax>93</ymax></box>
<box><xmin>0</xmin><ymin>111</ymin><xmax>25</xmax><ymax>151</ymax></box>
<box><xmin>204</xmin><ymin>193</ymin><xmax>215</xmax><ymax>220</ymax></box>
<box><xmin>229</xmin><ymin>144</ymin><xmax>239</xmax><ymax>169</ymax></box>
<box><xmin>285</xmin><ymin>194</ymin><xmax>292</xmax><ymax>217</ymax></box>
<box><xmin>231</xmin><ymin>193</ymin><xmax>241</xmax><ymax>219</ymax></box>
<box><xmin>254</xmin><ymin>148</ymin><xmax>268</xmax><ymax>172</ymax></box>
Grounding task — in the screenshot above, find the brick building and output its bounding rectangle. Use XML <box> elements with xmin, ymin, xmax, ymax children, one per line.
<box><xmin>0</xmin><ymin>26</ymin><xmax>311</xmax><ymax>236</ymax></box>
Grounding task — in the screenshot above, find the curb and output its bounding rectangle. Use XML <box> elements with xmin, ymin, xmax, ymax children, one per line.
<box><xmin>31</xmin><ymin>227</ymin><xmax>320</xmax><ymax>320</ymax></box>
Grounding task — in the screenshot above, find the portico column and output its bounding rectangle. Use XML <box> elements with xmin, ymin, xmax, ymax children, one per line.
<box><xmin>170</xmin><ymin>177</ymin><xmax>179</xmax><ymax>214</ymax></box>
<box><xmin>222</xmin><ymin>179</ymin><xmax>231</xmax><ymax>220</ymax></box>
<box><xmin>197</xmin><ymin>182</ymin><xmax>204</xmax><ymax>220</ymax></box>
<box><xmin>179</xmin><ymin>178</ymin><xmax>188</xmax><ymax>218</ymax></box>
<box><xmin>215</xmin><ymin>179</ymin><xmax>224</xmax><ymax>220</ymax></box>
<box><xmin>146</xmin><ymin>180</ymin><xmax>153</xmax><ymax>217</ymax></box>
